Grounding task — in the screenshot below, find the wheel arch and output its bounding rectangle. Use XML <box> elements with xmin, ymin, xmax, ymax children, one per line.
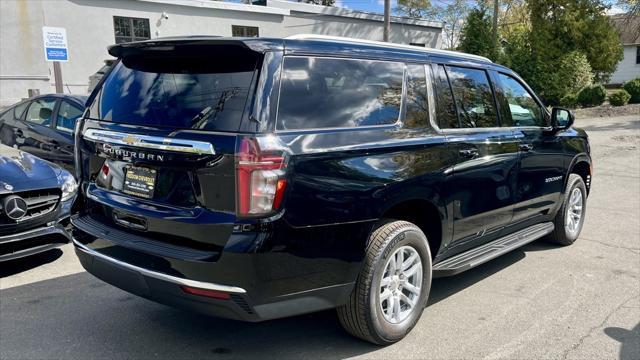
<box><xmin>567</xmin><ymin>154</ymin><xmax>592</xmax><ymax>195</ymax></box>
<box><xmin>378</xmin><ymin>198</ymin><xmax>445</xmax><ymax>259</ymax></box>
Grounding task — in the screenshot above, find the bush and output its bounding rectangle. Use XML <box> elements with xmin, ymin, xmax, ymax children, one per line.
<box><xmin>559</xmin><ymin>52</ymin><xmax>594</xmax><ymax>95</ymax></box>
<box><xmin>609</xmin><ymin>89</ymin><xmax>631</xmax><ymax>106</ymax></box>
<box><xmin>559</xmin><ymin>93</ymin><xmax>579</xmax><ymax>108</ymax></box>
<box><xmin>577</xmin><ymin>85</ymin><xmax>607</xmax><ymax>107</ymax></box>
<box><xmin>537</xmin><ymin>52</ymin><xmax>594</xmax><ymax>105</ymax></box>
<box><xmin>623</xmin><ymin>78</ymin><xmax>640</xmax><ymax>103</ymax></box>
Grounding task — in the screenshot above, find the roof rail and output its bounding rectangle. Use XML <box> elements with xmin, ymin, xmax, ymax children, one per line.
<box><xmin>285</xmin><ymin>34</ymin><xmax>492</xmax><ymax>63</ymax></box>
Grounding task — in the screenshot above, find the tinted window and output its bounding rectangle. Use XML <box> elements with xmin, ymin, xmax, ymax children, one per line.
<box><xmin>0</xmin><ymin>101</ymin><xmax>29</xmax><ymax>123</ymax></box>
<box><xmin>447</xmin><ymin>66</ymin><xmax>498</xmax><ymax>128</ymax></box>
<box><xmin>57</xmin><ymin>100</ymin><xmax>83</xmax><ymax>132</ymax></box>
<box><xmin>434</xmin><ymin>64</ymin><xmax>459</xmax><ymax>129</ymax></box>
<box><xmin>91</xmin><ymin>52</ymin><xmax>257</xmax><ymax>131</ymax></box>
<box><xmin>497</xmin><ymin>73</ymin><xmax>545</xmax><ymax>127</ymax></box>
<box><xmin>25</xmin><ymin>98</ymin><xmax>56</xmax><ymax>126</ymax></box>
<box><xmin>277</xmin><ymin>57</ymin><xmax>403</xmax><ymax>130</ymax></box>
<box><xmin>404</xmin><ymin>64</ymin><xmax>430</xmax><ymax>129</ymax></box>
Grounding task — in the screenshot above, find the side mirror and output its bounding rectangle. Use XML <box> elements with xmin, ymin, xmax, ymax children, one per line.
<box><xmin>551</xmin><ymin>107</ymin><xmax>574</xmax><ymax>131</ymax></box>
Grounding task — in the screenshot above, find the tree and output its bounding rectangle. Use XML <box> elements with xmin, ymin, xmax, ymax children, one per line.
<box><xmin>396</xmin><ymin>0</ymin><xmax>433</xmax><ymax>18</ymax></box>
<box><xmin>397</xmin><ymin>0</ymin><xmax>470</xmax><ymax>49</ymax></box>
<box><xmin>457</xmin><ymin>7</ymin><xmax>495</xmax><ymax>59</ymax></box>
<box><xmin>528</xmin><ymin>0</ymin><xmax>624</xmax><ymax>84</ymax></box>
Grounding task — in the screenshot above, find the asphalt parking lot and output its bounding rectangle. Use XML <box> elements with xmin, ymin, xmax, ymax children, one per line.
<box><xmin>1</xmin><ymin>114</ymin><xmax>638</xmax><ymax>360</ymax></box>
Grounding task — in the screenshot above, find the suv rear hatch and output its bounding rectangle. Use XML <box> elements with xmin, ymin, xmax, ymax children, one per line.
<box><xmin>74</xmin><ymin>39</ymin><xmax>283</xmax><ymax>259</ymax></box>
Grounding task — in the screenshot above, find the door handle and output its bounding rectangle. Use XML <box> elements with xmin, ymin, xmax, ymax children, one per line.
<box><xmin>459</xmin><ymin>148</ymin><xmax>479</xmax><ymax>158</ymax></box>
<box><xmin>519</xmin><ymin>143</ymin><xmax>533</xmax><ymax>152</ymax></box>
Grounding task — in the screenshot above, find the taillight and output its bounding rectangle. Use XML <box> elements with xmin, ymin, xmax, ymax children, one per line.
<box><xmin>237</xmin><ymin>137</ymin><xmax>287</xmax><ymax>216</ymax></box>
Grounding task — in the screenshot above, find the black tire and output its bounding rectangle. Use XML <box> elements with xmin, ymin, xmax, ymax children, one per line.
<box><xmin>337</xmin><ymin>220</ymin><xmax>432</xmax><ymax>345</ymax></box>
<box><xmin>547</xmin><ymin>174</ymin><xmax>587</xmax><ymax>245</ymax></box>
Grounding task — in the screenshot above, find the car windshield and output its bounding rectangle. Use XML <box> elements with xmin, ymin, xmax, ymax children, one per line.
<box><xmin>88</xmin><ymin>50</ymin><xmax>258</xmax><ymax>131</ymax></box>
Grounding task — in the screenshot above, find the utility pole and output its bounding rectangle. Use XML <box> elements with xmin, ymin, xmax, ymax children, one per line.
<box><xmin>492</xmin><ymin>0</ymin><xmax>499</xmax><ymax>54</ymax></box>
<box><xmin>383</xmin><ymin>0</ymin><xmax>390</xmax><ymax>42</ymax></box>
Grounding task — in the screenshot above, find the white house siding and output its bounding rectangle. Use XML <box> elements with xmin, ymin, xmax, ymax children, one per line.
<box><xmin>0</xmin><ymin>0</ymin><xmax>442</xmax><ymax>107</ymax></box>
<box><xmin>610</xmin><ymin>45</ymin><xmax>640</xmax><ymax>85</ymax></box>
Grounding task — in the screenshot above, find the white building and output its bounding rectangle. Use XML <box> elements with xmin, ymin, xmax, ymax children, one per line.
<box><xmin>609</xmin><ymin>14</ymin><xmax>639</xmax><ymax>85</ymax></box>
<box><xmin>0</xmin><ymin>0</ymin><xmax>443</xmax><ymax>106</ymax></box>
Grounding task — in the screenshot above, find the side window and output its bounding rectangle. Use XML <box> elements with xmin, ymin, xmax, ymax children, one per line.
<box><xmin>497</xmin><ymin>73</ymin><xmax>545</xmax><ymax>127</ymax></box>
<box><xmin>0</xmin><ymin>101</ymin><xmax>29</xmax><ymax>122</ymax></box>
<box><xmin>404</xmin><ymin>64</ymin><xmax>429</xmax><ymax>129</ymax></box>
<box><xmin>433</xmin><ymin>64</ymin><xmax>459</xmax><ymax>129</ymax></box>
<box><xmin>25</xmin><ymin>98</ymin><xmax>57</xmax><ymax>127</ymax></box>
<box><xmin>277</xmin><ymin>57</ymin><xmax>403</xmax><ymax>130</ymax></box>
<box><xmin>56</xmin><ymin>101</ymin><xmax>83</xmax><ymax>132</ymax></box>
<box><xmin>447</xmin><ymin>66</ymin><xmax>498</xmax><ymax>128</ymax></box>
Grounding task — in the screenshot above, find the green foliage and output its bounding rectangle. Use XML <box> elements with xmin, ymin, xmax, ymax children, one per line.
<box><xmin>533</xmin><ymin>51</ymin><xmax>594</xmax><ymax>104</ymax></box>
<box><xmin>457</xmin><ymin>8</ymin><xmax>495</xmax><ymax>60</ymax></box>
<box><xmin>396</xmin><ymin>0</ymin><xmax>433</xmax><ymax>18</ymax></box>
<box><xmin>528</xmin><ymin>0</ymin><xmax>624</xmax><ymax>83</ymax></box>
<box><xmin>577</xmin><ymin>85</ymin><xmax>607</xmax><ymax>107</ymax></box>
<box><xmin>608</xmin><ymin>90</ymin><xmax>631</xmax><ymax>106</ymax></box>
<box><xmin>559</xmin><ymin>93</ymin><xmax>579</xmax><ymax>108</ymax></box>
<box><xmin>559</xmin><ymin>52</ymin><xmax>594</xmax><ymax>95</ymax></box>
<box><xmin>622</xmin><ymin>78</ymin><xmax>640</xmax><ymax>103</ymax></box>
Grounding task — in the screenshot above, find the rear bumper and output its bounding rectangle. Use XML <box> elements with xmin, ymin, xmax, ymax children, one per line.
<box><xmin>0</xmin><ymin>222</ymin><xmax>71</xmax><ymax>262</ymax></box>
<box><xmin>73</xmin><ymin>238</ymin><xmax>260</xmax><ymax>321</ymax></box>
<box><xmin>71</xmin><ymin>215</ymin><xmax>365</xmax><ymax>321</ymax></box>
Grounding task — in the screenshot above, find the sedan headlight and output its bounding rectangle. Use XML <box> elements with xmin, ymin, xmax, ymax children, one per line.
<box><xmin>60</xmin><ymin>173</ymin><xmax>78</xmax><ymax>202</ymax></box>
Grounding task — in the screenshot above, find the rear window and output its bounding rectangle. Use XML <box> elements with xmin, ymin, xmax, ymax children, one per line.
<box><xmin>88</xmin><ymin>48</ymin><xmax>259</xmax><ymax>131</ymax></box>
<box><xmin>277</xmin><ymin>57</ymin><xmax>403</xmax><ymax>130</ymax></box>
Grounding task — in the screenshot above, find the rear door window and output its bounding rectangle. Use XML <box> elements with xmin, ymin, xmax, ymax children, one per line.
<box><xmin>433</xmin><ymin>64</ymin><xmax>459</xmax><ymax>129</ymax></box>
<box><xmin>446</xmin><ymin>66</ymin><xmax>498</xmax><ymax>128</ymax></box>
<box><xmin>404</xmin><ymin>64</ymin><xmax>430</xmax><ymax>129</ymax></box>
<box><xmin>277</xmin><ymin>57</ymin><xmax>403</xmax><ymax>130</ymax></box>
<box><xmin>90</xmin><ymin>51</ymin><xmax>258</xmax><ymax>131</ymax></box>
<box><xmin>25</xmin><ymin>98</ymin><xmax>57</xmax><ymax>127</ymax></box>
<box><xmin>56</xmin><ymin>100</ymin><xmax>83</xmax><ymax>133</ymax></box>
<box><xmin>0</xmin><ymin>101</ymin><xmax>29</xmax><ymax>122</ymax></box>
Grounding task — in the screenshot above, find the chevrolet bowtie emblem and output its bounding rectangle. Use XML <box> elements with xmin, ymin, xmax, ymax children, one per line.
<box><xmin>121</xmin><ymin>135</ymin><xmax>140</xmax><ymax>145</ymax></box>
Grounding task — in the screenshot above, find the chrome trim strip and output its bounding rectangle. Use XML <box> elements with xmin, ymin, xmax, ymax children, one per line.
<box><xmin>83</xmin><ymin>129</ymin><xmax>215</xmax><ymax>155</ymax></box>
<box><xmin>72</xmin><ymin>238</ymin><xmax>246</xmax><ymax>294</ymax></box>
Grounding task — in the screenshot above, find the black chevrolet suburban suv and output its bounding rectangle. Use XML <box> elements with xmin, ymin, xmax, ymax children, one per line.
<box><xmin>71</xmin><ymin>35</ymin><xmax>591</xmax><ymax>344</ymax></box>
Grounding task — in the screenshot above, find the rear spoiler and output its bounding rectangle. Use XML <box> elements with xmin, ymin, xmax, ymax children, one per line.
<box><xmin>108</xmin><ymin>37</ymin><xmax>284</xmax><ymax>58</ymax></box>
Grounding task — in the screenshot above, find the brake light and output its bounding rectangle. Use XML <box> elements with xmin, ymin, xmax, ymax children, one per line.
<box><xmin>237</xmin><ymin>138</ymin><xmax>287</xmax><ymax>216</ymax></box>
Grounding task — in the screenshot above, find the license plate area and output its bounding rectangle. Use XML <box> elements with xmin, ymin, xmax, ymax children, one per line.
<box><xmin>123</xmin><ymin>166</ymin><xmax>157</xmax><ymax>199</ymax></box>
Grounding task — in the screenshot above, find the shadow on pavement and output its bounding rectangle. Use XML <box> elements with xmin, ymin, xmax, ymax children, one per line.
<box><xmin>604</xmin><ymin>323</ymin><xmax>640</xmax><ymax>360</ymax></box>
<box><xmin>0</xmin><ymin>244</ymin><xmax>559</xmax><ymax>359</ymax></box>
<box><xmin>0</xmin><ymin>249</ymin><xmax>63</xmax><ymax>278</ymax></box>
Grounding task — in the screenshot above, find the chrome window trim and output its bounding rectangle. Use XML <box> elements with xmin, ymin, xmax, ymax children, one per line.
<box><xmin>83</xmin><ymin>129</ymin><xmax>215</xmax><ymax>155</ymax></box>
<box><xmin>73</xmin><ymin>238</ymin><xmax>247</xmax><ymax>294</ymax></box>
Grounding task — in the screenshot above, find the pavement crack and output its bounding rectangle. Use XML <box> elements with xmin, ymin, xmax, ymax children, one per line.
<box><xmin>580</xmin><ymin>237</ymin><xmax>640</xmax><ymax>252</ymax></box>
<box><xmin>561</xmin><ymin>295</ymin><xmax>640</xmax><ymax>360</ymax></box>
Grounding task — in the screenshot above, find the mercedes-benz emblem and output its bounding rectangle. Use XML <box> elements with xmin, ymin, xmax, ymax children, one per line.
<box><xmin>2</xmin><ymin>195</ymin><xmax>28</xmax><ymax>220</ymax></box>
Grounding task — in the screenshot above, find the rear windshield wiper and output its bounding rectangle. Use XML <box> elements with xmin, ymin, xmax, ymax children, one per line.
<box><xmin>189</xmin><ymin>87</ymin><xmax>240</xmax><ymax>130</ymax></box>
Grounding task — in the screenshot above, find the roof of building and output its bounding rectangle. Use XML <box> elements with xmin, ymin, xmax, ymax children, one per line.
<box><xmin>610</xmin><ymin>14</ymin><xmax>640</xmax><ymax>45</ymax></box>
<box><xmin>267</xmin><ymin>0</ymin><xmax>443</xmax><ymax>28</ymax></box>
<box><xmin>135</xmin><ymin>0</ymin><xmax>443</xmax><ymax>29</ymax></box>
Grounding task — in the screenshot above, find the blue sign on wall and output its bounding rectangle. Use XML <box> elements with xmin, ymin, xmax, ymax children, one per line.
<box><xmin>42</xmin><ymin>27</ymin><xmax>69</xmax><ymax>62</ymax></box>
<box><xmin>45</xmin><ymin>47</ymin><xmax>68</xmax><ymax>61</ymax></box>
